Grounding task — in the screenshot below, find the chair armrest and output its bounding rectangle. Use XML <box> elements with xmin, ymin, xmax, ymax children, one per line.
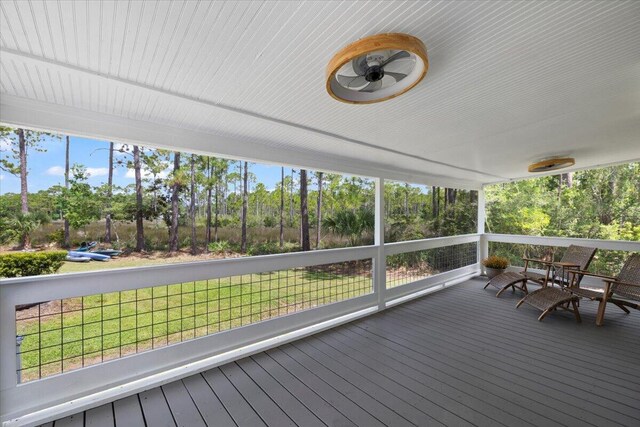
<box><xmin>552</xmin><ymin>262</ymin><xmax>580</xmax><ymax>268</ymax></box>
<box><xmin>568</xmin><ymin>270</ymin><xmax>616</xmax><ymax>280</ymax></box>
<box><xmin>603</xmin><ymin>279</ymin><xmax>640</xmax><ymax>288</ymax></box>
<box><xmin>522</xmin><ymin>257</ymin><xmax>553</xmax><ymax>265</ymax></box>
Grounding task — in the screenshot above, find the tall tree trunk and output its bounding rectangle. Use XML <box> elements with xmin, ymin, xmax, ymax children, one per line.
<box><xmin>18</xmin><ymin>129</ymin><xmax>28</xmax><ymax>214</ymax></box>
<box><xmin>289</xmin><ymin>169</ymin><xmax>295</xmax><ymax>225</ymax></box>
<box><xmin>238</xmin><ymin>161</ymin><xmax>243</xmax><ymax>220</ymax></box>
<box><xmin>300</xmin><ymin>169</ymin><xmax>310</xmax><ymax>251</ymax></box>
<box><xmin>19</xmin><ymin>130</ymin><xmax>31</xmax><ymax>247</ymax></box>
<box><xmin>104</xmin><ymin>141</ymin><xmax>114</xmax><ymax>244</ymax></box>
<box><xmin>279</xmin><ymin>167</ymin><xmax>284</xmax><ymax>248</ymax></box>
<box><xmin>444</xmin><ymin>187</ymin><xmax>448</xmax><ymax>211</ymax></box>
<box><xmin>63</xmin><ymin>135</ymin><xmax>71</xmax><ymax>247</ymax></box>
<box><xmin>241</xmin><ymin>161</ymin><xmax>248</xmax><ymax>253</ymax></box>
<box><xmin>316</xmin><ymin>172</ymin><xmax>323</xmax><ymax>249</ymax></box>
<box><xmin>404</xmin><ymin>183</ymin><xmax>409</xmax><ymax>215</ymax></box>
<box><xmin>214</xmin><ymin>181</ymin><xmax>220</xmax><ymax>242</ymax></box>
<box><xmin>168</xmin><ymin>152</ymin><xmax>181</xmax><ymax>252</ymax></box>
<box><xmin>133</xmin><ymin>145</ymin><xmax>145</xmax><ymax>252</ymax></box>
<box><xmin>205</xmin><ymin>158</ymin><xmax>212</xmax><ymax>252</ymax></box>
<box><xmin>190</xmin><ymin>155</ymin><xmax>197</xmax><ymax>255</ymax></box>
<box><xmin>431</xmin><ymin>186</ymin><xmax>439</xmax><ymax>218</ymax></box>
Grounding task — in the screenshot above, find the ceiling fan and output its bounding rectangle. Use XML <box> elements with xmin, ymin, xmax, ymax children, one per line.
<box><xmin>326</xmin><ymin>33</ymin><xmax>428</xmax><ymax>104</ymax></box>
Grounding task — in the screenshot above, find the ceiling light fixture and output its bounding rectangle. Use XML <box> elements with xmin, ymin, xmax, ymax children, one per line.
<box><xmin>326</xmin><ymin>33</ymin><xmax>428</xmax><ymax>104</ymax></box>
<box><xmin>528</xmin><ymin>157</ymin><xmax>576</xmax><ymax>173</ymax></box>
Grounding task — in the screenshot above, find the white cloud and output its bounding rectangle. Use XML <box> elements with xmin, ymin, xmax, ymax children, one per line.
<box><xmin>0</xmin><ymin>136</ymin><xmax>14</xmax><ymax>151</ymax></box>
<box><xmin>0</xmin><ymin>174</ymin><xmax>4</xmax><ymax>181</ymax></box>
<box><xmin>45</xmin><ymin>166</ymin><xmax>65</xmax><ymax>176</ymax></box>
<box><xmin>86</xmin><ymin>167</ymin><xmax>109</xmax><ymax>177</ymax></box>
<box><xmin>125</xmin><ymin>167</ymin><xmax>169</xmax><ymax>180</ymax></box>
<box><xmin>112</xmin><ymin>143</ymin><xmax>129</xmax><ymax>157</ymax></box>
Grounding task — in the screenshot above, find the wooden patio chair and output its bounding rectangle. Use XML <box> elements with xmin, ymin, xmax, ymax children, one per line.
<box><xmin>514</xmin><ymin>245</ymin><xmax>597</xmax><ymax>322</ymax></box>
<box><xmin>566</xmin><ymin>253</ymin><xmax>640</xmax><ymax>326</ymax></box>
<box><xmin>484</xmin><ymin>245</ymin><xmax>596</xmax><ymax>298</ymax></box>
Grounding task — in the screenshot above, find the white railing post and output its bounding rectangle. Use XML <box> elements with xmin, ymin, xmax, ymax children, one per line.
<box><xmin>374</xmin><ymin>177</ymin><xmax>386</xmax><ymax>310</ymax></box>
<box><xmin>477</xmin><ymin>186</ymin><xmax>488</xmax><ymax>275</ymax></box>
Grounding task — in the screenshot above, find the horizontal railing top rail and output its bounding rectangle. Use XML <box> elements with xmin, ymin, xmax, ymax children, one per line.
<box><xmin>485</xmin><ymin>233</ymin><xmax>640</xmax><ymax>252</ymax></box>
<box><xmin>0</xmin><ymin>245</ymin><xmax>378</xmax><ymax>303</ymax></box>
<box><xmin>384</xmin><ymin>233</ymin><xmax>480</xmax><ymax>255</ymax></box>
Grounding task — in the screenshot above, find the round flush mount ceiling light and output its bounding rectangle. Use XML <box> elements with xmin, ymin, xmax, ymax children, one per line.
<box><xmin>528</xmin><ymin>157</ymin><xmax>576</xmax><ymax>173</ymax></box>
<box><xmin>326</xmin><ymin>33</ymin><xmax>428</xmax><ymax>104</ymax></box>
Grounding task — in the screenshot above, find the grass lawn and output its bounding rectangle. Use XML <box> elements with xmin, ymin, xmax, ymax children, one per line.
<box><xmin>58</xmin><ymin>252</ymin><xmax>226</xmax><ymax>274</ymax></box>
<box><xmin>17</xmin><ymin>259</ymin><xmax>372</xmax><ymax>382</ymax></box>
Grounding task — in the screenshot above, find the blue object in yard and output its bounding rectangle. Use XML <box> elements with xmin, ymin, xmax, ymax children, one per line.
<box><xmin>92</xmin><ymin>249</ymin><xmax>122</xmax><ymax>257</ymax></box>
<box><xmin>74</xmin><ymin>241</ymin><xmax>97</xmax><ymax>252</ymax></box>
<box><xmin>66</xmin><ymin>255</ymin><xmax>91</xmax><ymax>263</ymax></box>
<box><xmin>68</xmin><ymin>251</ymin><xmax>110</xmax><ymax>261</ymax></box>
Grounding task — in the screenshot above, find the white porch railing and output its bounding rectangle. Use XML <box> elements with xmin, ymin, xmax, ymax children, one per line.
<box><xmin>1</xmin><ymin>233</ymin><xmax>638</xmax><ymax>426</ymax></box>
<box><xmin>0</xmin><ymin>235</ymin><xmax>480</xmax><ymax>425</ymax></box>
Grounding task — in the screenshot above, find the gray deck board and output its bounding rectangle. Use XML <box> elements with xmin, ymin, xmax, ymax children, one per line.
<box><xmin>182</xmin><ymin>374</ymin><xmax>236</xmax><ymax>427</ymax></box>
<box><xmin>218</xmin><ymin>363</ymin><xmax>296</xmax><ymax>427</ymax></box>
<box><xmin>392</xmin><ymin>300</ymin><xmax>640</xmax><ymax>401</ymax></box>
<box><xmin>202</xmin><ymin>367</ymin><xmax>266</xmax><ymax>427</ymax></box>
<box><xmin>53</xmin><ymin>414</ymin><xmax>83</xmax><ymax>427</ymax></box>
<box><xmin>46</xmin><ymin>278</ymin><xmax>640</xmax><ymax>427</ymax></box>
<box><xmin>360</xmin><ymin>310</ymin><xmax>638</xmax><ymax>426</ymax></box>
<box><xmin>85</xmin><ymin>404</ymin><xmax>114</xmax><ymax>427</ymax></box>
<box><xmin>250</xmin><ymin>352</ymin><xmax>357</xmax><ymax>427</ymax></box>
<box><xmin>113</xmin><ymin>395</ymin><xmax>145</xmax><ymax>427</ymax></box>
<box><xmin>139</xmin><ymin>387</ymin><xmax>176</xmax><ymax>427</ymax></box>
<box><xmin>235</xmin><ymin>357</ymin><xmax>325</xmax><ymax>427</ymax></box>
<box><xmin>161</xmin><ymin>381</ymin><xmax>206</xmax><ymax>427</ymax></box>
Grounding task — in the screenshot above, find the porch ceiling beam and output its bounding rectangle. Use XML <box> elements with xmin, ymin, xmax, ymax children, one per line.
<box><xmin>0</xmin><ymin>93</ymin><xmax>482</xmax><ymax>190</ymax></box>
<box><xmin>0</xmin><ymin>47</ymin><xmax>489</xmax><ymax>189</ymax></box>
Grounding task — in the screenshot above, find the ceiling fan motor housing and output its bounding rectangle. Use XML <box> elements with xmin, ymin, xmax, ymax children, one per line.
<box><xmin>326</xmin><ymin>33</ymin><xmax>428</xmax><ymax>104</ymax></box>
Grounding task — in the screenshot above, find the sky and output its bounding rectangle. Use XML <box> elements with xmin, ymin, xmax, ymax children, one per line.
<box><xmin>0</xmin><ymin>133</ymin><xmax>434</xmax><ymax>196</ymax></box>
<box><xmin>0</xmin><ymin>134</ymin><xmax>293</xmax><ymax>195</ymax></box>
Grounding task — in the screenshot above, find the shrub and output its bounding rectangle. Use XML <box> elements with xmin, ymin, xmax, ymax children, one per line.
<box><xmin>47</xmin><ymin>228</ymin><xmax>66</xmax><ymax>246</ymax></box>
<box><xmin>208</xmin><ymin>240</ymin><xmax>232</xmax><ymax>254</ymax></box>
<box><xmin>482</xmin><ymin>255</ymin><xmax>509</xmax><ymax>269</ymax></box>
<box><xmin>247</xmin><ymin>241</ymin><xmax>298</xmax><ymax>256</ymax></box>
<box><xmin>0</xmin><ymin>251</ymin><xmax>68</xmax><ymax>278</ymax></box>
<box><xmin>263</xmin><ymin>216</ymin><xmax>277</xmax><ymax>228</ymax></box>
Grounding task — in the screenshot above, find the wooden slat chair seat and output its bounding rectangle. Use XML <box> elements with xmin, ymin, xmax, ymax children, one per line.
<box><xmin>515</xmin><ymin>245</ymin><xmax>597</xmax><ymax>322</ymax></box>
<box><xmin>516</xmin><ymin>287</ymin><xmax>581</xmax><ymax>322</ymax></box>
<box><xmin>568</xmin><ymin>253</ymin><xmax>640</xmax><ymax>326</ymax></box>
<box><xmin>483</xmin><ymin>271</ymin><xmax>529</xmax><ymax>297</ymax></box>
<box><xmin>484</xmin><ymin>245</ymin><xmax>596</xmax><ymax>299</ymax></box>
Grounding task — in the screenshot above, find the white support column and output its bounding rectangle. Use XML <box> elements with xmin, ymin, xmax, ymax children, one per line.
<box><xmin>477</xmin><ymin>186</ymin><xmax>488</xmax><ymax>275</ymax></box>
<box><xmin>374</xmin><ymin>177</ymin><xmax>386</xmax><ymax>310</ymax></box>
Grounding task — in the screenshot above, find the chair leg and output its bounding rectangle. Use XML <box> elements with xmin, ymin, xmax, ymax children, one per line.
<box><xmin>516</xmin><ymin>297</ymin><xmax>526</xmax><ymax>308</ymax></box>
<box><xmin>613</xmin><ymin>302</ymin><xmax>630</xmax><ymax>314</ymax></box>
<box><xmin>596</xmin><ymin>299</ymin><xmax>607</xmax><ymax>326</ymax></box>
<box><xmin>538</xmin><ymin>308</ymin><xmax>552</xmax><ymax>321</ymax></box>
<box><xmin>483</xmin><ymin>282</ymin><xmax>491</xmax><ymax>289</ymax></box>
<box><xmin>496</xmin><ymin>286</ymin><xmax>510</xmax><ymax>298</ymax></box>
<box><xmin>571</xmin><ymin>300</ymin><xmax>581</xmax><ymax>323</ymax></box>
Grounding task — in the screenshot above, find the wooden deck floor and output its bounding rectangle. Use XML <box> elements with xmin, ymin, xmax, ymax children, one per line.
<box><xmin>41</xmin><ymin>278</ymin><xmax>640</xmax><ymax>427</ymax></box>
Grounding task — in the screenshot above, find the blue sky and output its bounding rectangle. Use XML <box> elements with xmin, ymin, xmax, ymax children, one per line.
<box><xmin>0</xmin><ymin>134</ymin><xmax>292</xmax><ymax>194</ymax></box>
<box><xmin>0</xmin><ymin>133</ymin><xmax>432</xmax><ymax>195</ymax></box>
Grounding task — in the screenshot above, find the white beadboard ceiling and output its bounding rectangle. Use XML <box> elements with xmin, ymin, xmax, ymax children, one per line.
<box><xmin>1</xmin><ymin>0</ymin><xmax>639</xmax><ymax>188</ymax></box>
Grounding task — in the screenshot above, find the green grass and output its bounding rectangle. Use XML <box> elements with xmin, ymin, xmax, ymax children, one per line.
<box><xmin>16</xmin><ymin>267</ymin><xmax>372</xmax><ymax>382</ymax></box>
<box><xmin>58</xmin><ymin>255</ymin><xmax>198</xmax><ymax>274</ymax></box>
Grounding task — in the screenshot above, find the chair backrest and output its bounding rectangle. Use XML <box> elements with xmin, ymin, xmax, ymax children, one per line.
<box><xmin>561</xmin><ymin>245</ymin><xmax>597</xmax><ymax>285</ymax></box>
<box><xmin>612</xmin><ymin>253</ymin><xmax>640</xmax><ymax>301</ymax></box>
<box><xmin>561</xmin><ymin>245</ymin><xmax>597</xmax><ymax>271</ymax></box>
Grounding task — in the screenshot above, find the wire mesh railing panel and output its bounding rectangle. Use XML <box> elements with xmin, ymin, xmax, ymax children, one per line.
<box><xmin>488</xmin><ymin>242</ymin><xmax>629</xmax><ymax>276</ymax></box>
<box><xmin>386</xmin><ymin>242</ymin><xmax>477</xmax><ymax>289</ymax></box>
<box><xmin>15</xmin><ymin>259</ymin><xmax>372</xmax><ymax>382</ymax></box>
